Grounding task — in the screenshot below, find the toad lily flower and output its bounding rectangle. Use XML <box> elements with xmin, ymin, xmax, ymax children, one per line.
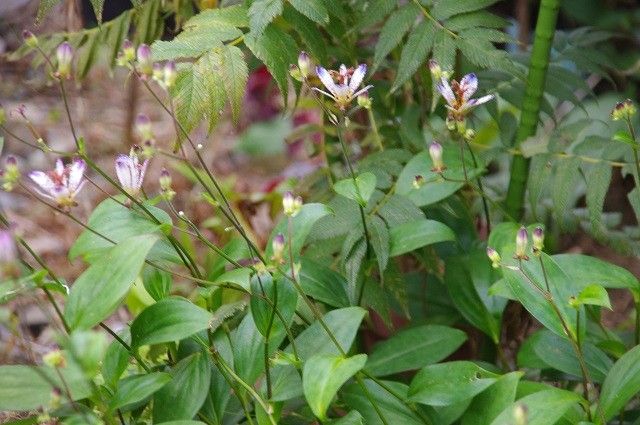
<box><xmin>115</xmin><ymin>149</ymin><xmax>148</xmax><ymax>197</ymax></box>
<box><xmin>314</xmin><ymin>64</ymin><xmax>373</xmax><ymax>110</ymax></box>
<box><xmin>29</xmin><ymin>158</ymin><xmax>86</xmax><ymax>209</ymax></box>
<box><xmin>436</xmin><ymin>73</ymin><xmax>493</xmax><ymax>122</ymax></box>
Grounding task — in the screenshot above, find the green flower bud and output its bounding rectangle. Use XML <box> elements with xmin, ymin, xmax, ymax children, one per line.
<box><xmin>22</xmin><ymin>30</ymin><xmax>38</xmax><ymax>48</ymax></box>
<box><xmin>413</xmin><ymin>175</ymin><xmax>425</xmax><ymax>189</ymax></box>
<box><xmin>612</xmin><ymin>99</ymin><xmax>636</xmax><ymax>121</ymax></box>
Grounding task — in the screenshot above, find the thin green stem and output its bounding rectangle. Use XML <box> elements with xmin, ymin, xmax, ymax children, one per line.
<box><xmin>463</xmin><ymin>138</ymin><xmax>492</xmax><ymax>232</ymax></box>
<box><xmin>58</xmin><ymin>81</ymin><xmax>80</xmax><ymax>149</ymax></box>
<box><xmin>367</xmin><ymin>108</ymin><xmax>384</xmax><ymax>151</ymax></box>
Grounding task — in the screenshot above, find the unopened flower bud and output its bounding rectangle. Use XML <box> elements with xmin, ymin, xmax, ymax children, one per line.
<box><xmin>429</xmin><ymin>142</ymin><xmax>446</xmax><ymax>173</ymax></box>
<box><xmin>136</xmin><ymin>44</ymin><xmax>153</xmax><ymax>78</ymax></box>
<box><xmin>289</xmin><ymin>64</ymin><xmax>303</xmax><ymax>82</ymax></box>
<box><xmin>515</xmin><ymin>226</ymin><xmax>529</xmax><ymax>260</ymax></box>
<box><xmin>413</xmin><ymin>175</ymin><xmax>425</xmax><ymax>189</ymax></box>
<box><xmin>612</xmin><ymin>99</ymin><xmax>636</xmax><ymax>121</ymax></box>
<box><xmin>298</xmin><ymin>51</ymin><xmax>311</xmax><ymax>78</ymax></box>
<box><xmin>445</xmin><ymin>116</ymin><xmax>456</xmax><ymax>131</ymax></box>
<box><xmin>159</xmin><ymin>168</ymin><xmax>175</xmax><ymax>200</ymax></box>
<box><xmin>22</xmin><ymin>30</ymin><xmax>38</xmax><ymax>48</ymax></box>
<box><xmin>283</xmin><ymin>191</ymin><xmax>303</xmax><ymax>217</ymax></box>
<box><xmin>142</xmin><ymin>139</ymin><xmax>156</xmax><ymax>159</ymax></box>
<box><xmin>152</xmin><ymin>62</ymin><xmax>164</xmax><ymax>82</ymax></box>
<box><xmin>122</xmin><ymin>39</ymin><xmax>135</xmax><ymax>62</ymax></box>
<box><xmin>55</xmin><ymin>41</ymin><xmax>73</xmax><ymax>80</ymax></box>
<box><xmin>163</xmin><ymin>61</ymin><xmax>177</xmax><ymax>88</ymax></box>
<box><xmin>43</xmin><ymin>350</ymin><xmax>66</xmax><ymax>368</ymax></box>
<box><xmin>464</xmin><ymin>129</ymin><xmax>476</xmax><ymax>140</ymax></box>
<box><xmin>486</xmin><ymin>246</ymin><xmax>501</xmax><ymax>268</ymax></box>
<box><xmin>271</xmin><ymin>233</ymin><xmax>285</xmax><ymax>263</ymax></box>
<box><xmin>49</xmin><ymin>388</ymin><xmax>62</xmax><ymax>409</ymax></box>
<box><xmin>135</xmin><ymin>114</ymin><xmax>154</xmax><ymax>141</ymax></box>
<box><xmin>532</xmin><ymin>227</ymin><xmax>544</xmax><ymax>254</ymax></box>
<box><xmin>357</xmin><ymin>92</ymin><xmax>372</xmax><ymax>109</ymax></box>
<box><xmin>428</xmin><ymin>59</ymin><xmax>443</xmax><ymax>81</ymax></box>
<box><xmin>2</xmin><ymin>156</ymin><xmax>20</xmax><ymax>192</ymax></box>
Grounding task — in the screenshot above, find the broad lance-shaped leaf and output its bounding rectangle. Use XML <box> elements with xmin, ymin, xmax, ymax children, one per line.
<box><xmin>65</xmin><ymin>234</ymin><xmax>158</xmax><ymax>330</ymax></box>
<box><xmin>490</xmin><ymin>388</ymin><xmax>582</xmax><ymax>425</ymax></box>
<box><xmin>130</xmin><ymin>297</ymin><xmax>213</xmax><ymax>348</ymax></box>
<box><xmin>303</xmin><ymin>354</ymin><xmax>367</xmax><ymax>420</ymax></box>
<box><xmin>461</xmin><ymin>372</ymin><xmax>523</xmax><ymax>425</ymax></box>
<box><xmin>153</xmin><ymin>353</ymin><xmax>211</xmax><ymax>422</ymax></box>
<box><xmin>597</xmin><ymin>345</ymin><xmax>640</xmax><ymax>421</ymax></box>
<box><xmin>389</xmin><ymin>219</ymin><xmax>455</xmax><ymax>257</ymax></box>
<box><xmin>250</xmin><ymin>273</ymin><xmax>297</xmax><ymax>341</ymax></box>
<box><xmin>109</xmin><ymin>372</ymin><xmax>171</xmax><ymax>410</ymax></box>
<box><xmin>333</xmin><ymin>172</ymin><xmax>377</xmax><ymax>206</ymax></box>
<box><xmin>365</xmin><ymin>325</ymin><xmax>467</xmax><ymax>377</ymax></box>
<box><xmin>408</xmin><ymin>361</ymin><xmax>498</xmax><ymax>406</ymax></box>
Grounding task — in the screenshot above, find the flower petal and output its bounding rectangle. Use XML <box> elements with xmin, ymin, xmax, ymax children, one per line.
<box><xmin>138</xmin><ymin>160</ymin><xmax>149</xmax><ymax>189</ymax></box>
<box><xmin>352</xmin><ymin>85</ymin><xmax>373</xmax><ymax>99</ymax></box>
<box><xmin>55</xmin><ymin>159</ymin><xmax>64</xmax><ymax>176</ymax></box>
<box><xmin>68</xmin><ymin>158</ymin><xmax>86</xmax><ymax>191</ymax></box>
<box><xmin>436</xmin><ymin>78</ymin><xmax>456</xmax><ymax>106</ymax></box>
<box><xmin>459</xmin><ymin>73</ymin><xmax>478</xmax><ymax>102</ymax></box>
<box><xmin>311</xmin><ymin>87</ymin><xmax>337</xmax><ymax>101</ymax></box>
<box><xmin>115</xmin><ymin>155</ymin><xmax>133</xmax><ymax>190</ymax></box>
<box><xmin>29</xmin><ymin>171</ymin><xmax>56</xmax><ymax>194</ymax></box>
<box><xmin>315</xmin><ymin>66</ymin><xmax>338</xmax><ymax>96</ymax></box>
<box><xmin>349</xmin><ymin>64</ymin><xmax>367</xmax><ymax>92</ymax></box>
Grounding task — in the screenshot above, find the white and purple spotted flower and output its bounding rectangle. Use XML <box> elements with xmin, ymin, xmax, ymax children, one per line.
<box><xmin>115</xmin><ymin>149</ymin><xmax>148</xmax><ymax>197</ymax></box>
<box><xmin>436</xmin><ymin>72</ymin><xmax>493</xmax><ymax>121</ymax></box>
<box><xmin>314</xmin><ymin>64</ymin><xmax>373</xmax><ymax>110</ymax></box>
<box><xmin>29</xmin><ymin>158</ymin><xmax>86</xmax><ymax>209</ymax></box>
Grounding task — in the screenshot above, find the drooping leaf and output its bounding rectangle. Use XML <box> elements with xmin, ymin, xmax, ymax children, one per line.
<box><xmin>130</xmin><ymin>297</ymin><xmax>213</xmax><ymax>348</ymax></box>
<box><xmin>303</xmin><ymin>354</ymin><xmax>367</xmax><ymax>420</ymax></box>
<box><xmin>365</xmin><ymin>325</ymin><xmax>467</xmax><ymax>377</ymax></box>
<box><xmin>409</xmin><ymin>361</ymin><xmax>498</xmax><ymax>406</ymax></box>
<box><xmin>65</xmin><ymin>234</ymin><xmax>158</xmax><ymax>330</ymax></box>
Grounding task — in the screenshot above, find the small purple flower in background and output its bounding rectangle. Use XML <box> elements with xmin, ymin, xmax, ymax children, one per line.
<box><xmin>0</xmin><ymin>230</ymin><xmax>18</xmax><ymax>279</ymax></box>
<box><xmin>29</xmin><ymin>158</ymin><xmax>86</xmax><ymax>209</ymax></box>
<box><xmin>314</xmin><ymin>64</ymin><xmax>373</xmax><ymax>110</ymax></box>
<box><xmin>54</xmin><ymin>41</ymin><xmax>73</xmax><ymax>80</ymax></box>
<box><xmin>436</xmin><ymin>71</ymin><xmax>493</xmax><ymax>121</ymax></box>
<box><xmin>115</xmin><ymin>149</ymin><xmax>148</xmax><ymax>197</ymax></box>
<box><xmin>136</xmin><ymin>44</ymin><xmax>153</xmax><ymax>78</ymax></box>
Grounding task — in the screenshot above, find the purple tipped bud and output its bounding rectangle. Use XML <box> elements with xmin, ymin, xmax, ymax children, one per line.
<box><xmin>428</xmin><ymin>59</ymin><xmax>442</xmax><ymax>80</ymax></box>
<box><xmin>283</xmin><ymin>191</ymin><xmax>303</xmax><ymax>217</ymax></box>
<box><xmin>135</xmin><ymin>114</ymin><xmax>153</xmax><ymax>141</ymax></box>
<box><xmin>5</xmin><ymin>156</ymin><xmax>17</xmax><ymax>167</ymax></box>
<box><xmin>42</xmin><ymin>350</ymin><xmax>66</xmax><ymax>368</ymax></box>
<box><xmin>2</xmin><ymin>156</ymin><xmax>20</xmax><ymax>192</ymax></box>
<box><xmin>486</xmin><ymin>246</ymin><xmax>501</xmax><ymax>268</ymax></box>
<box><xmin>136</xmin><ymin>44</ymin><xmax>153</xmax><ymax>77</ymax></box>
<box><xmin>429</xmin><ymin>141</ymin><xmax>445</xmax><ymax>173</ymax></box>
<box><xmin>152</xmin><ymin>62</ymin><xmax>164</xmax><ymax>82</ymax></box>
<box><xmin>515</xmin><ymin>227</ymin><xmax>529</xmax><ymax>260</ymax></box>
<box><xmin>55</xmin><ymin>42</ymin><xmax>73</xmax><ymax>79</ymax></box>
<box><xmin>413</xmin><ymin>175</ymin><xmax>425</xmax><ymax>189</ymax></box>
<box><xmin>271</xmin><ymin>233</ymin><xmax>286</xmax><ymax>263</ymax></box>
<box><xmin>532</xmin><ymin>227</ymin><xmax>544</xmax><ymax>253</ymax></box>
<box><xmin>357</xmin><ymin>92</ymin><xmax>372</xmax><ymax>109</ymax></box>
<box><xmin>163</xmin><ymin>61</ymin><xmax>177</xmax><ymax>88</ymax></box>
<box><xmin>611</xmin><ymin>99</ymin><xmax>636</xmax><ymax>121</ymax></box>
<box><xmin>122</xmin><ymin>39</ymin><xmax>135</xmax><ymax>62</ymax></box>
<box><xmin>298</xmin><ymin>51</ymin><xmax>311</xmax><ymax>78</ymax></box>
<box><xmin>22</xmin><ymin>30</ymin><xmax>38</xmax><ymax>47</ymax></box>
<box><xmin>159</xmin><ymin>168</ymin><xmax>175</xmax><ymax>200</ymax></box>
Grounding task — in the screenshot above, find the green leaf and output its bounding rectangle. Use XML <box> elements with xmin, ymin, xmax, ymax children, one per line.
<box><xmin>271</xmin><ymin>307</ymin><xmax>367</xmax><ymax>401</ymax></box>
<box><xmin>232</xmin><ymin>313</ymin><xmax>282</xmax><ymax>383</ymax></box>
<box><xmin>501</xmin><ymin>253</ymin><xmax>583</xmax><ymax>340</ymax></box>
<box><xmin>110</xmin><ymin>372</ymin><xmax>171</xmax><ymax>410</ymax></box>
<box><xmin>170</xmin><ymin>62</ymin><xmax>213</xmax><ymax>135</ymax></box>
<box><xmin>408</xmin><ymin>361</ymin><xmax>498</xmax><ymax>406</ymax></box>
<box><xmin>518</xmin><ymin>330</ymin><xmax>613</xmax><ymax>383</ymax></box>
<box><xmin>597</xmin><ymin>344</ymin><xmax>640</xmax><ymax>421</ymax></box>
<box><xmin>214</xmin><ymin>45</ymin><xmax>248</xmax><ymax>125</ymax></box>
<box><xmin>89</xmin><ymin>0</ymin><xmax>105</xmax><ymax>24</ymax></box>
<box><xmin>365</xmin><ymin>325</ymin><xmax>467</xmax><ymax>377</ymax></box>
<box><xmin>244</xmin><ymin>25</ymin><xmax>298</xmax><ymax>103</ymax></box>
<box><xmin>331</xmin><ymin>411</ymin><xmax>364</xmax><ymax>424</ymax></box>
<box><xmin>156</xmin><ymin>422</ymin><xmax>207</xmax><ymax>425</ymax></box>
<box><xmin>389</xmin><ymin>220</ymin><xmax>455</xmax><ymax>256</ymax></box>
<box><xmin>303</xmin><ymin>354</ymin><xmax>367</xmax><ymax>420</ymax></box>
<box><xmin>396</xmin><ymin>147</ymin><xmax>483</xmax><ymax>207</ymax></box>
<box><xmin>554</xmin><ymin>254</ymin><xmax>640</xmax><ymax>292</ymax></box>
<box><xmin>288</xmin><ymin>0</ymin><xmax>329</xmax><ymax>25</ymax></box>
<box><xmin>433</xmin><ymin>0</ymin><xmax>500</xmax><ymax>20</ymax></box>
<box><xmin>266</xmin><ymin>203</ymin><xmax>332</xmax><ymax>262</ymax></box>
<box><xmin>153</xmin><ymin>353</ymin><xmax>211</xmax><ymax>422</ymax></box>
<box><xmin>373</xmin><ymin>3</ymin><xmax>420</xmax><ymax>71</ymax></box>
<box><xmin>613</xmin><ymin>130</ymin><xmax>636</xmax><ymax>146</ymax></box>
<box><xmin>368</xmin><ymin>215</ymin><xmax>390</xmax><ymax>275</ymax></box>
<box><xmin>65</xmin><ymin>234</ymin><xmax>158</xmax><ymax>330</ymax></box>
<box><xmin>0</xmin><ymin>364</ymin><xmax>92</xmax><ymax>411</ymax></box>
<box><xmin>298</xmin><ymin>258</ymin><xmax>350</xmax><ymax>307</ymax></box>
<box><xmin>333</xmin><ymin>172</ymin><xmax>377</xmax><ymax>206</ymax></box>
<box><xmin>102</xmin><ymin>331</ymin><xmax>131</xmax><ymax>388</ymax></box>
<box><xmin>490</xmin><ymin>389</ymin><xmax>582</xmax><ymax>425</ymax></box>
<box><xmin>70</xmin><ymin>199</ymin><xmax>177</xmax><ymax>263</ymax></box>
<box><xmin>573</xmin><ymin>284</ymin><xmax>611</xmax><ymax>309</ymax></box>
<box><xmin>393</xmin><ymin>21</ymin><xmax>436</xmax><ymax>90</ymax></box>
<box><xmin>461</xmin><ymin>372</ymin><xmax>523</xmax><ymax>425</ymax></box>
<box><xmin>356</xmin><ymin>0</ymin><xmax>396</xmax><ymax>29</ymax></box>
<box><xmin>250</xmin><ymin>273</ymin><xmax>297</xmax><ymax>340</ymax></box>
<box><xmin>585</xmin><ymin>163</ymin><xmax>612</xmax><ymax>238</ymax></box>
<box><xmin>249</xmin><ymin>0</ymin><xmax>284</xmax><ymax>35</ymax></box>
<box><xmin>130</xmin><ymin>298</ymin><xmax>212</xmax><ymax>348</ymax></box>
<box><xmin>342</xmin><ymin>379</ymin><xmax>426</xmax><ymax>425</ymax></box>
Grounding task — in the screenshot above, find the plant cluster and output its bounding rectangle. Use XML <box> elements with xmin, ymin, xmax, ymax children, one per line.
<box><xmin>2</xmin><ymin>1</ymin><xmax>640</xmax><ymax>425</ymax></box>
